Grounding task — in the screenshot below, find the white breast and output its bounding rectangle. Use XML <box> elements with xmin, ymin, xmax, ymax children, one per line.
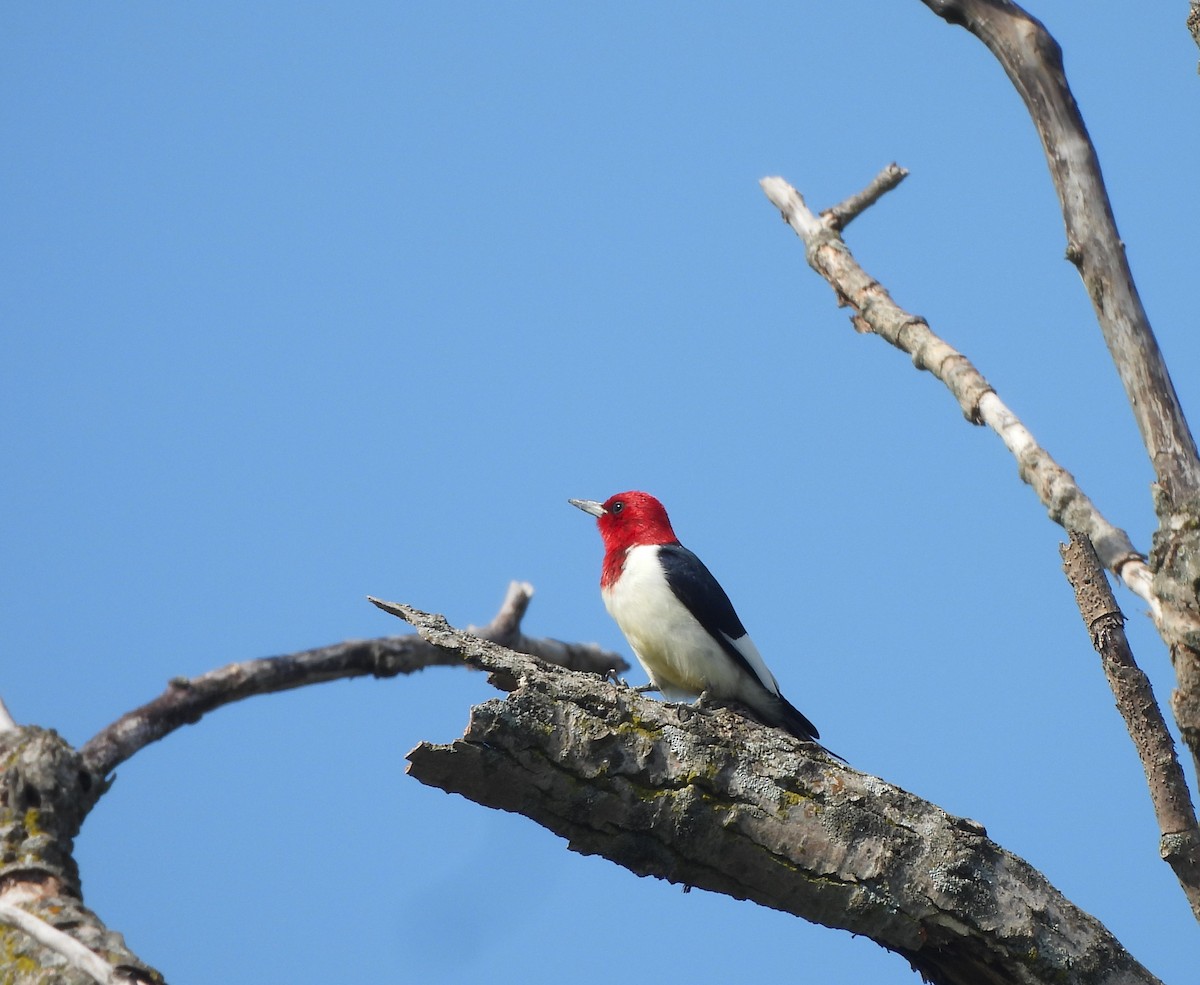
<box><xmin>601</xmin><ymin>544</ymin><xmax>777</xmax><ymax>703</ymax></box>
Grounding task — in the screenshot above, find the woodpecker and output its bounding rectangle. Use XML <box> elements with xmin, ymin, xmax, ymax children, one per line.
<box><xmin>569</xmin><ymin>490</ymin><xmax>822</xmax><ymax>744</ymax></box>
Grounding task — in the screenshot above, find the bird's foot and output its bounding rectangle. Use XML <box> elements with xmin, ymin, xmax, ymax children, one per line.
<box><xmin>599</xmin><ymin>669</ymin><xmax>659</xmax><ymax>692</ymax></box>
<box><xmin>671</xmin><ymin>690</ymin><xmax>727</xmax><ymax>726</ymax></box>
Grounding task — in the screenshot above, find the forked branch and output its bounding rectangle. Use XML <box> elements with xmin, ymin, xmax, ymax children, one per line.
<box><xmin>923</xmin><ymin>0</ymin><xmax>1200</xmax><ymax>809</ymax></box>
<box><xmin>760</xmin><ymin>173</ymin><xmax>1155</xmax><ymax>613</ymax></box>
<box><xmin>921</xmin><ymin>0</ymin><xmax>1200</xmax><ymax>501</ymax></box>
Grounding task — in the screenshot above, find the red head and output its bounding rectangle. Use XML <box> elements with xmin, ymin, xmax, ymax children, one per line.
<box><xmin>569</xmin><ymin>491</ymin><xmax>680</xmax><ymax>580</ymax></box>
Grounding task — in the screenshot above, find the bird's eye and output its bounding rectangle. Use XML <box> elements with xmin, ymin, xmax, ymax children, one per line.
<box><xmin>611</xmin><ymin>501</ymin><xmax>624</xmax><ymax>513</ymax></box>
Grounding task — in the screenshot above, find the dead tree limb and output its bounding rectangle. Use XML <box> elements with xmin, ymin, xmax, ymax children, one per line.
<box><xmin>822</xmin><ymin>162</ymin><xmax>908</xmax><ymax>231</ymax></box>
<box><xmin>918</xmin><ymin>0</ymin><xmax>1200</xmax><ymax>818</ymax></box>
<box><xmin>0</xmin><ymin>901</ymin><xmax>121</xmax><ymax>985</ymax></box>
<box><xmin>1060</xmin><ymin>533</ymin><xmax>1200</xmax><ymax>920</ymax></box>
<box><xmin>389</xmin><ymin>601</ymin><xmax>1162</xmax><ymax>985</ymax></box>
<box><xmin>1</xmin><ymin>728</ymin><xmax>163</xmax><ymax>985</ymax></box>
<box><xmin>921</xmin><ymin>0</ymin><xmax>1200</xmax><ymax>499</ymax></box>
<box><xmin>760</xmin><ymin>174</ymin><xmax>1153</xmax><ymax>608</ymax></box>
<box><xmin>80</xmin><ymin>582</ymin><xmax>625</xmax><ymax>778</ymax></box>
<box><xmin>5</xmin><ymin>583</ymin><xmax>622</xmax><ymax>984</ymax></box>
<box><xmin>760</xmin><ymin>168</ymin><xmax>1200</xmax><ymax>924</ymax></box>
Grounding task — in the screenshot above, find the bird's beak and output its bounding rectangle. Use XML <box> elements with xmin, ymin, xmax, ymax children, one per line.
<box><xmin>568</xmin><ymin>498</ymin><xmax>606</xmax><ymax>518</ymax></box>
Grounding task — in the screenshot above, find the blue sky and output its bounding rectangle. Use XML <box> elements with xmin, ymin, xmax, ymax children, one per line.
<box><xmin>2</xmin><ymin>4</ymin><xmax>1197</xmax><ymax>982</ymax></box>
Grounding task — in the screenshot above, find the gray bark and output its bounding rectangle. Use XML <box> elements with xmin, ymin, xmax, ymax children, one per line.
<box><xmin>1</xmin><ymin>728</ymin><xmax>161</xmax><ymax>984</ymax></box>
<box><xmin>1188</xmin><ymin>3</ymin><xmax>1200</xmax><ymax>70</ymax></box>
<box><xmin>396</xmin><ymin>604</ymin><xmax>1162</xmax><ymax>985</ymax></box>
<box><xmin>1060</xmin><ymin>534</ymin><xmax>1200</xmax><ymax>919</ymax></box>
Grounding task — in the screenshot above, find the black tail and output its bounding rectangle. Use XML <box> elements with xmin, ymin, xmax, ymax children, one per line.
<box><xmin>777</xmin><ymin>694</ymin><xmax>846</xmax><ymax>762</ymax></box>
<box><xmin>777</xmin><ymin>693</ymin><xmax>820</xmax><ymax>741</ymax></box>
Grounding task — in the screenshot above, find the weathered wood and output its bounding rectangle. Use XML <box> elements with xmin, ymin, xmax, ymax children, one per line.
<box><xmin>920</xmin><ymin>0</ymin><xmax>1200</xmax><ymax>789</ymax></box>
<box><xmin>397</xmin><ymin>604</ymin><xmax>1161</xmax><ymax>985</ymax></box>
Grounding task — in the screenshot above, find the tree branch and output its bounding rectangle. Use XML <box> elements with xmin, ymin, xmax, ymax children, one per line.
<box><xmin>388</xmin><ymin>601</ymin><xmax>1162</xmax><ymax>985</ymax></box>
<box><xmin>1060</xmin><ymin>533</ymin><xmax>1200</xmax><ymax>921</ymax></box>
<box><xmin>1190</xmin><ymin>3</ymin><xmax>1200</xmax><ymax>68</ymax></box>
<box><xmin>759</xmin><ymin>175</ymin><xmax>1156</xmax><ymax>614</ymax></box>
<box><xmin>461</xmin><ymin>581</ymin><xmax>628</xmax><ymax>676</ymax></box>
<box><xmin>80</xmin><ymin>582</ymin><xmax>626</xmax><ymax>777</ymax></box>
<box><xmin>1</xmin><ymin>728</ymin><xmax>163</xmax><ymax>984</ymax></box>
<box><xmin>849</xmin><ymin>0</ymin><xmax>1200</xmax><ymax>796</ymax></box>
<box><xmin>921</xmin><ymin>0</ymin><xmax>1200</xmax><ymax>502</ymax></box>
<box><xmin>761</xmin><ymin>163</ymin><xmax>1200</xmax><ymax>824</ymax></box>
<box><xmin>0</xmin><ymin>901</ymin><xmax>120</xmax><ymax>985</ymax></box>
<box><xmin>821</xmin><ymin>162</ymin><xmax>909</xmax><ymax>231</ymax></box>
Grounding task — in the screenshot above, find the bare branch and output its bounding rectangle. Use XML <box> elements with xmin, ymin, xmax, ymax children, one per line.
<box><xmin>0</xmin><ymin>900</ymin><xmax>118</xmax><ymax>985</ymax></box>
<box><xmin>80</xmin><ymin>582</ymin><xmax>626</xmax><ymax>777</ymax></box>
<box><xmin>821</xmin><ymin>162</ymin><xmax>909</xmax><ymax>231</ymax></box>
<box><xmin>921</xmin><ymin>0</ymin><xmax>1200</xmax><ymax>501</ymax></box>
<box><xmin>391</xmin><ymin>602</ymin><xmax>1162</xmax><ymax>985</ymax></box>
<box><xmin>760</xmin><ymin>175</ymin><xmax>1156</xmax><ymax>614</ymax></box>
<box><xmin>909</xmin><ymin>0</ymin><xmax>1200</xmax><ymax>797</ymax></box>
<box><xmin>462</xmin><ymin>581</ymin><xmax>627</xmax><ymax>675</ymax></box>
<box><xmin>78</xmin><ymin>636</ymin><xmax>441</xmax><ymax>777</ymax></box>
<box><xmin>1060</xmin><ymin>533</ymin><xmax>1200</xmax><ymax>920</ymax></box>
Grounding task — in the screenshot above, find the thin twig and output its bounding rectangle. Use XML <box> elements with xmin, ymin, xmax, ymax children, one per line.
<box><xmin>464</xmin><ymin>581</ymin><xmax>626</xmax><ymax>676</ymax></box>
<box><xmin>0</xmin><ymin>900</ymin><xmax>117</xmax><ymax>985</ymax></box>
<box><xmin>80</xmin><ymin>582</ymin><xmax>626</xmax><ymax>777</ymax></box>
<box><xmin>821</xmin><ymin>163</ymin><xmax>909</xmax><ymax>231</ymax></box>
<box><xmin>1059</xmin><ymin>533</ymin><xmax>1200</xmax><ymax>920</ymax></box>
<box><xmin>760</xmin><ymin>174</ymin><xmax>1157</xmax><ymax>616</ymax></box>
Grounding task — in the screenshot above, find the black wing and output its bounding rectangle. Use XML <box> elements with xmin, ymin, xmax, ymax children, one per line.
<box><xmin>658</xmin><ymin>543</ymin><xmax>823</xmax><ymax>743</ymax></box>
<box><xmin>656</xmin><ymin>543</ymin><xmax>759</xmax><ymax>681</ymax></box>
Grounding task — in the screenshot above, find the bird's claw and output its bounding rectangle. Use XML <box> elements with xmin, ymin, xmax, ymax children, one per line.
<box><xmin>600</xmin><ymin>671</ymin><xmax>660</xmax><ymax>693</ymax></box>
